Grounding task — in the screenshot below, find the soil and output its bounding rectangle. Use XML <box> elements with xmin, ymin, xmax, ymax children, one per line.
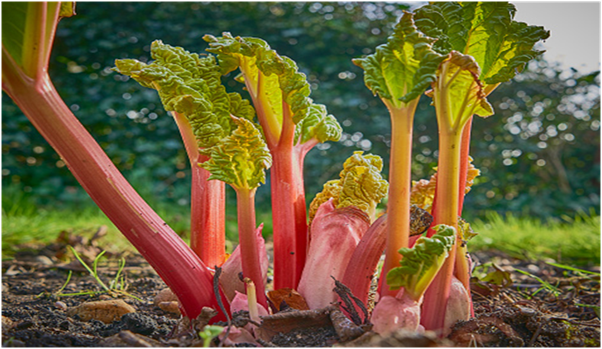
<box><xmin>2</xmin><ymin>230</ymin><xmax>600</xmax><ymax>347</ymax></box>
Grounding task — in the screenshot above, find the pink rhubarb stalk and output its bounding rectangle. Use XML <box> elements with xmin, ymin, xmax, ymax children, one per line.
<box><xmin>220</xmin><ymin>224</ymin><xmax>268</xmax><ymax>302</ymax></box>
<box><xmin>203</xmin><ymin>34</ymin><xmax>342</xmax><ymax>290</ymax></box>
<box><xmin>267</xmin><ymin>104</ymin><xmax>307</xmax><ymax>290</ymax></box>
<box><xmin>172</xmin><ymin>112</ymin><xmax>226</xmax><ymax>268</ymax></box>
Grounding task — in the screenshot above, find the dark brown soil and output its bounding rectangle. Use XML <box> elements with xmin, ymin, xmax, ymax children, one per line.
<box><xmin>2</xmin><ymin>232</ymin><xmax>600</xmax><ymax>347</ymax></box>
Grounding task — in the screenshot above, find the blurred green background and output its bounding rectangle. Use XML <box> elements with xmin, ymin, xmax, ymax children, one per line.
<box><xmin>2</xmin><ymin>3</ymin><xmax>600</xmax><ymax>263</ymax></box>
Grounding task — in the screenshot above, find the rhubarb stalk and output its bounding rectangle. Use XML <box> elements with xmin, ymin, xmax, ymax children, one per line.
<box><xmin>172</xmin><ymin>111</ymin><xmax>226</xmax><ymax>268</ymax></box>
<box><xmin>2</xmin><ymin>2</ymin><xmax>225</xmax><ymax>320</ymax></box>
<box><xmin>352</xmin><ymin>11</ymin><xmax>445</xmax><ymax>297</ymax></box>
<box><xmin>200</xmin><ymin>116</ymin><xmax>272</xmax><ymax>308</ymax></box>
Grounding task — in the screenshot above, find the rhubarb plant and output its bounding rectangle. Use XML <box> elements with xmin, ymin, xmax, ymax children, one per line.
<box><xmin>113</xmin><ymin>41</ymin><xmax>257</xmax><ymax>268</ymax></box>
<box><xmin>200</xmin><ymin>116</ymin><xmax>272</xmax><ymax>308</ymax></box>
<box><xmin>203</xmin><ymin>33</ymin><xmax>342</xmax><ymax>290</ymax></box>
<box><xmin>3</xmin><ymin>1</ymin><xmax>552</xmax><ymax>339</ymax></box>
<box><xmin>410</xmin><ymin>2</ymin><xmax>549</xmax><ymax>332</ymax></box>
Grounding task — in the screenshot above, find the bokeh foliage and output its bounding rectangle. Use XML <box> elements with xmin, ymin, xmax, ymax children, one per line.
<box><xmin>2</xmin><ymin>2</ymin><xmax>599</xmax><ymax>222</ymax></box>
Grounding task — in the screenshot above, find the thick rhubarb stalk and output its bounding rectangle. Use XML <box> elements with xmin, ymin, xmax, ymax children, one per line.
<box><xmin>269</xmin><ymin>107</ymin><xmax>306</xmax><ymax>290</ymax></box>
<box><xmin>380</xmin><ymin>99</ymin><xmax>420</xmax><ymax>297</ymax></box>
<box><xmin>235</xmin><ymin>187</ymin><xmax>268</xmax><ymax>308</ymax></box>
<box><xmin>172</xmin><ymin>112</ymin><xmax>226</xmax><ymax>268</ymax></box>
<box><xmin>421</xmin><ymin>57</ymin><xmax>474</xmax><ymax>331</ymax></box>
<box><xmin>420</xmin><ymin>127</ymin><xmax>463</xmax><ymax>331</ymax></box>
<box><xmin>239</xmin><ymin>70</ymin><xmax>306</xmax><ymax>290</ymax></box>
<box><xmin>2</xmin><ymin>61</ymin><xmax>226</xmax><ymax>320</ymax></box>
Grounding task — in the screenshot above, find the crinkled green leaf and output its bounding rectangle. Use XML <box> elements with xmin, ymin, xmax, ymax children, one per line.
<box><xmin>386</xmin><ymin>224</ymin><xmax>456</xmax><ymax>300</ymax></box>
<box><xmin>114</xmin><ymin>40</ymin><xmax>254</xmax><ymax>148</ymax></box>
<box><xmin>309</xmin><ymin>151</ymin><xmax>388</xmax><ymax>222</ymax></box>
<box><xmin>228</xmin><ymin>92</ymin><xmax>256</xmax><ymax>120</ymax></box>
<box><xmin>414</xmin><ymin>2</ymin><xmax>549</xmax><ymax>87</ymax></box>
<box><xmin>294</xmin><ymin>103</ymin><xmax>342</xmax><ymax>145</ymax></box>
<box><xmin>199</xmin><ymin>117</ymin><xmax>272</xmax><ymax>191</ymax></box>
<box><xmin>352</xmin><ymin>11</ymin><xmax>445</xmax><ymax>106</ymax></box>
<box><xmin>204</xmin><ymin>32</ymin><xmax>312</xmax><ymax>126</ymax></box>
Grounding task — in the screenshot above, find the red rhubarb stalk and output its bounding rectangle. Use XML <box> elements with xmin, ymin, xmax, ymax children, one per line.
<box><xmin>340</xmin><ymin>214</ymin><xmax>387</xmax><ymax>311</ymax></box>
<box><xmin>172</xmin><ymin>112</ymin><xmax>226</xmax><ymax>268</ymax></box>
<box><xmin>2</xmin><ymin>2</ymin><xmax>226</xmax><ymax>320</ymax></box>
<box><xmin>199</xmin><ymin>116</ymin><xmax>272</xmax><ymax>309</ymax></box>
<box><xmin>2</xmin><ymin>53</ymin><xmax>225</xmax><ymax>322</ymax></box>
<box><xmin>269</xmin><ymin>103</ymin><xmax>305</xmax><ymax>289</ymax></box>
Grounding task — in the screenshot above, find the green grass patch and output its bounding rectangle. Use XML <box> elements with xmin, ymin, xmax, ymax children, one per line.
<box><xmin>2</xmin><ymin>189</ymin><xmax>274</xmax><ymax>258</ymax></box>
<box><xmin>470</xmin><ymin>210</ymin><xmax>600</xmax><ymax>266</ymax></box>
<box><xmin>4</xmin><ymin>188</ymin><xmax>598</xmax><ymax>267</ymax></box>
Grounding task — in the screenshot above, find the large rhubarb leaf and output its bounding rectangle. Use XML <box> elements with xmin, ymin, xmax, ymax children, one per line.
<box><xmin>386</xmin><ymin>225</ymin><xmax>456</xmax><ymax>301</ymax></box>
<box><xmin>352</xmin><ymin>11</ymin><xmax>445</xmax><ymax>106</ymax></box>
<box><xmin>414</xmin><ymin>2</ymin><xmax>550</xmax><ymax>87</ymax></box>
<box><xmin>114</xmin><ymin>41</ymin><xmax>254</xmax><ymax>148</ymax></box>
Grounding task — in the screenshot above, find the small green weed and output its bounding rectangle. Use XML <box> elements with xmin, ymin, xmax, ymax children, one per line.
<box><xmin>199</xmin><ymin>325</ymin><xmax>224</xmax><ymax>347</ymax></box>
<box><xmin>42</xmin><ymin>247</ymin><xmax>142</xmax><ymax>301</ymax></box>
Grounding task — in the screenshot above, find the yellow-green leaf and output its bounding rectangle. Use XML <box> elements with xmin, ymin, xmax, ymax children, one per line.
<box><xmin>414</xmin><ymin>2</ymin><xmax>550</xmax><ymax>89</ymax></box>
<box><xmin>199</xmin><ymin>117</ymin><xmax>272</xmax><ymax>191</ymax></box>
<box><xmin>2</xmin><ymin>2</ymin><xmax>73</xmax><ymax>78</ymax></box>
<box><xmin>204</xmin><ymin>33</ymin><xmax>313</xmax><ymax>131</ymax></box>
<box><xmin>386</xmin><ymin>224</ymin><xmax>456</xmax><ymax>300</ymax></box>
<box><xmin>114</xmin><ymin>41</ymin><xmax>254</xmax><ymax>148</ymax></box>
<box><xmin>309</xmin><ymin>151</ymin><xmax>388</xmax><ymax>223</ymax></box>
<box><xmin>353</xmin><ymin>11</ymin><xmax>445</xmax><ymax>107</ymax></box>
